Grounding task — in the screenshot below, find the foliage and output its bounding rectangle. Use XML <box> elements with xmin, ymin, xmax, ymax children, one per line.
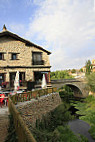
<box><xmin>31</xmin><ymin>103</ymin><xmax>77</xmax><ymax>142</ymax></box>
<box><xmin>79</xmin><ymin>68</ymin><xmax>83</xmax><ymax>72</ymax></box>
<box><xmin>56</xmin><ymin>126</ymin><xmax>88</xmax><ymax>142</ymax></box>
<box><xmin>79</xmin><ymin>134</ymin><xmax>89</xmax><ymax>142</ymax></box>
<box><xmin>71</xmin><ymin>69</ymin><xmax>76</xmax><ymax>73</ymax></box>
<box><xmin>85</xmin><ymin>60</ymin><xmax>92</xmax><ymax>75</ymax></box>
<box><xmin>89</xmin><ymin>126</ymin><xmax>95</xmax><ymax>139</ymax></box>
<box><xmin>73</xmin><ymin>95</ymin><xmax>95</xmax><ymax>140</ymax></box>
<box><xmin>86</xmin><ymin>72</ymin><xmax>95</xmax><ymax>92</ymax></box>
<box><xmin>51</xmin><ymin>70</ymin><xmax>73</xmax><ymax>80</ymax></box>
<box><xmin>5</xmin><ymin>115</ymin><xmax>18</xmax><ymax>142</ymax></box>
<box><xmin>32</xmin><ymin>125</ymin><xmax>82</xmax><ymax>142</ymax></box>
<box><xmin>54</xmin><ymin>126</ymin><xmax>80</xmax><ymax>142</ymax></box>
<box><xmin>30</xmin><ymin>102</ymin><xmax>88</xmax><ymax>142</ymax></box>
<box><xmin>35</xmin><ymin>103</ymin><xmax>74</xmax><ymax>132</ymax></box>
<box><xmin>59</xmin><ymin>85</ymin><xmax>74</xmax><ymax>102</ymax></box>
<box><xmin>29</xmin><ymin>92</ymin><xmax>91</xmax><ymax>142</ymax></box>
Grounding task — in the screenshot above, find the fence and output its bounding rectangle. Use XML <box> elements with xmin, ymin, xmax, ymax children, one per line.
<box><xmin>10</xmin><ymin>87</ymin><xmax>57</xmax><ymax>104</ymax></box>
<box><xmin>8</xmin><ymin>87</ymin><xmax>57</xmax><ymax>142</ymax></box>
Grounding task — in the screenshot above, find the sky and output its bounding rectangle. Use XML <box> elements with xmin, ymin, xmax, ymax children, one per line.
<box><xmin>0</xmin><ymin>0</ymin><xmax>95</xmax><ymax>71</ymax></box>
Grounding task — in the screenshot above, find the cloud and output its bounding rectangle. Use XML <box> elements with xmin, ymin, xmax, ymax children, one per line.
<box><xmin>26</xmin><ymin>0</ymin><xmax>95</xmax><ymax>70</ymax></box>
<box><xmin>9</xmin><ymin>23</ymin><xmax>26</xmax><ymax>36</ymax></box>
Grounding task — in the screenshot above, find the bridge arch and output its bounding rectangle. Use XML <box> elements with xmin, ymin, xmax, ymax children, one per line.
<box><xmin>62</xmin><ymin>83</ymin><xmax>82</xmax><ymax>97</ymax></box>
<box><xmin>51</xmin><ymin>79</ymin><xmax>89</xmax><ymax>97</ymax></box>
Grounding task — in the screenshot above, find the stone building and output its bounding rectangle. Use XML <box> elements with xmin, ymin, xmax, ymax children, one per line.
<box><xmin>92</xmin><ymin>59</ymin><xmax>95</xmax><ymax>72</ymax></box>
<box><xmin>0</xmin><ymin>25</ymin><xmax>51</xmax><ymax>89</ymax></box>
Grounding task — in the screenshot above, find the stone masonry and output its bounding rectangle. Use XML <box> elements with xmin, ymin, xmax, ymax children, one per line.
<box><xmin>16</xmin><ymin>92</ymin><xmax>62</xmax><ymax>127</ymax></box>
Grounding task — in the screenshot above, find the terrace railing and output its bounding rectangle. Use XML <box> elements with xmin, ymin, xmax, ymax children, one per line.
<box><xmin>10</xmin><ymin>87</ymin><xmax>57</xmax><ymax>104</ymax></box>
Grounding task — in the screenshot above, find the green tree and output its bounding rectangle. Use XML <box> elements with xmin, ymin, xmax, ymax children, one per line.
<box><xmin>50</xmin><ymin>70</ymin><xmax>73</xmax><ymax>80</ymax></box>
<box><xmin>80</xmin><ymin>68</ymin><xmax>83</xmax><ymax>72</ymax></box>
<box><xmin>71</xmin><ymin>69</ymin><xmax>76</xmax><ymax>73</ymax></box>
<box><xmin>85</xmin><ymin>60</ymin><xmax>92</xmax><ymax>75</ymax></box>
<box><xmin>59</xmin><ymin>85</ymin><xmax>74</xmax><ymax>102</ymax></box>
<box><xmin>86</xmin><ymin>72</ymin><xmax>95</xmax><ymax>92</ymax></box>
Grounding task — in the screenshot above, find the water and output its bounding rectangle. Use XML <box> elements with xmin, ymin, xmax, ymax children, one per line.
<box><xmin>68</xmin><ymin>119</ymin><xmax>95</xmax><ymax>142</ymax></box>
<box><xmin>68</xmin><ymin>104</ymin><xmax>95</xmax><ymax>142</ymax></box>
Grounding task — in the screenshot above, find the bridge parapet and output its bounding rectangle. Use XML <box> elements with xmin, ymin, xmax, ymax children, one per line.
<box><xmin>51</xmin><ymin>79</ymin><xmax>81</xmax><ymax>83</ymax></box>
<box><xmin>51</xmin><ymin>79</ymin><xmax>89</xmax><ymax>97</ymax></box>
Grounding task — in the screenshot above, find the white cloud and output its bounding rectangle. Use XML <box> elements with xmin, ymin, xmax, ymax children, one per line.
<box><xmin>9</xmin><ymin>23</ymin><xmax>26</xmax><ymax>37</ymax></box>
<box><xmin>26</xmin><ymin>0</ymin><xmax>95</xmax><ymax>70</ymax></box>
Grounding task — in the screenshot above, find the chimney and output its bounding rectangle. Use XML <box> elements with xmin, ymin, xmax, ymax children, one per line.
<box><xmin>2</xmin><ymin>24</ymin><xmax>7</xmax><ymax>31</ymax></box>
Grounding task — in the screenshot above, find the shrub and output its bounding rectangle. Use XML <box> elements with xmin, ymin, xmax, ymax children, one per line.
<box><xmin>89</xmin><ymin>126</ymin><xmax>95</xmax><ymax>139</ymax></box>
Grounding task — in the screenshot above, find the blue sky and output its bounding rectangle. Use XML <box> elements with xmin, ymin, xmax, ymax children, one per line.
<box><xmin>0</xmin><ymin>0</ymin><xmax>95</xmax><ymax>71</ymax></box>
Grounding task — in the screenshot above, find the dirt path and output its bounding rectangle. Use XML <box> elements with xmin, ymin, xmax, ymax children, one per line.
<box><xmin>0</xmin><ymin>106</ymin><xmax>9</xmax><ymax>142</ymax></box>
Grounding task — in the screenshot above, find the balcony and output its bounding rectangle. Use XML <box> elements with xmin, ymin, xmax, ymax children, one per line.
<box><xmin>32</xmin><ymin>60</ymin><xmax>44</xmax><ymax>65</ymax></box>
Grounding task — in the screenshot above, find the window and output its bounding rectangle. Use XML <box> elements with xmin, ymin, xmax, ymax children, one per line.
<box><xmin>9</xmin><ymin>52</ymin><xmax>19</xmax><ymax>60</ymax></box>
<box><xmin>11</xmin><ymin>53</ymin><xmax>17</xmax><ymax>60</ymax></box>
<box><xmin>32</xmin><ymin>52</ymin><xmax>44</xmax><ymax>65</ymax></box>
<box><xmin>0</xmin><ymin>53</ymin><xmax>4</xmax><ymax>60</ymax></box>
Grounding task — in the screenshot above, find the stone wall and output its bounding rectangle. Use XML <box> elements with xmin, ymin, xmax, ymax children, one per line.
<box><xmin>16</xmin><ymin>92</ymin><xmax>62</xmax><ymax>127</ymax></box>
<box><xmin>0</xmin><ymin>67</ymin><xmax>50</xmax><ymax>82</ymax></box>
<box><xmin>0</xmin><ymin>37</ymin><xmax>50</xmax><ymax>67</ymax></box>
<box><xmin>0</xmin><ymin>36</ymin><xmax>51</xmax><ymax>81</ymax></box>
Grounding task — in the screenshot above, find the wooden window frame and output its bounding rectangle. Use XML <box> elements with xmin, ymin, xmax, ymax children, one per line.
<box><xmin>32</xmin><ymin>52</ymin><xmax>44</xmax><ymax>65</ymax></box>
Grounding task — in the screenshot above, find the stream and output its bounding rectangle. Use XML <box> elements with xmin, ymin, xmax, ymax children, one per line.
<box><xmin>68</xmin><ymin>119</ymin><xmax>95</xmax><ymax>142</ymax></box>
<box><xmin>68</xmin><ymin>105</ymin><xmax>95</xmax><ymax>142</ymax></box>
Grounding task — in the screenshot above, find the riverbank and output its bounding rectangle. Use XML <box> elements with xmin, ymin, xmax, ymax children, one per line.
<box><xmin>73</xmin><ymin>95</ymin><xmax>95</xmax><ymax>140</ymax></box>
<box><xmin>28</xmin><ymin>102</ymin><xmax>89</xmax><ymax>142</ymax></box>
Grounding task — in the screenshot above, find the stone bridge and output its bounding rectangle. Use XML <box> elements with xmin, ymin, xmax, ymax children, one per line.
<box><xmin>51</xmin><ymin>79</ymin><xmax>89</xmax><ymax>97</ymax></box>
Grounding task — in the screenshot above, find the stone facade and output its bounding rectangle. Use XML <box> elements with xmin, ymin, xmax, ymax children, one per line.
<box><xmin>0</xmin><ymin>26</ymin><xmax>51</xmax><ymax>88</ymax></box>
<box><xmin>0</xmin><ymin>37</ymin><xmax>50</xmax><ymax>67</ymax></box>
<box><xmin>16</xmin><ymin>92</ymin><xmax>62</xmax><ymax>127</ymax></box>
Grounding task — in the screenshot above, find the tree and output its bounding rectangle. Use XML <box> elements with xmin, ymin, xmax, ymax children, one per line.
<box><xmin>85</xmin><ymin>60</ymin><xmax>92</xmax><ymax>75</ymax></box>
<box><xmin>86</xmin><ymin>72</ymin><xmax>95</xmax><ymax>92</ymax></box>
<box><xmin>59</xmin><ymin>85</ymin><xmax>74</xmax><ymax>102</ymax></box>
<box><xmin>80</xmin><ymin>68</ymin><xmax>83</xmax><ymax>72</ymax></box>
<box><xmin>71</xmin><ymin>69</ymin><xmax>76</xmax><ymax>73</ymax></box>
<box><xmin>50</xmin><ymin>70</ymin><xmax>73</xmax><ymax>80</ymax></box>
